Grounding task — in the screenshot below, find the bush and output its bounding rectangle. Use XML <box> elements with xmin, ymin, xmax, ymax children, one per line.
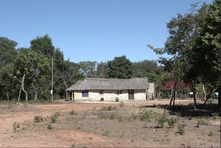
<box><xmin>51</xmin><ymin>112</ymin><xmax>60</xmax><ymax>123</ymax></box>
<box><xmin>70</xmin><ymin>110</ymin><xmax>77</xmax><ymax>115</ymax></box>
<box><xmin>100</xmin><ymin>98</ymin><xmax>104</xmax><ymax>101</ymax></box>
<box><xmin>119</xmin><ymin>101</ymin><xmax>124</xmax><ymax>107</ymax></box>
<box><xmin>139</xmin><ymin>109</ymin><xmax>156</xmax><ymax>121</ymax></box>
<box><xmin>167</xmin><ymin>118</ymin><xmax>177</xmax><ymax>128</ymax></box>
<box><xmin>115</xmin><ymin>97</ymin><xmax>119</xmax><ymax>102</ymax></box>
<box><xmin>102</xmin><ymin>130</ymin><xmax>110</xmax><ymax>137</ymax></box>
<box><xmin>156</xmin><ymin>112</ymin><xmax>167</xmax><ymax>128</ymax></box>
<box><xmin>34</xmin><ymin>116</ymin><xmax>43</xmax><ymax>122</ymax></box>
<box><xmin>177</xmin><ymin>124</ymin><xmax>186</xmax><ymax>135</ymax></box>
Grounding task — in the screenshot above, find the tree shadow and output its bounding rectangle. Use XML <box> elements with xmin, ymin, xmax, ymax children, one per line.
<box><xmin>139</xmin><ymin>102</ymin><xmax>220</xmax><ymax>117</ymax></box>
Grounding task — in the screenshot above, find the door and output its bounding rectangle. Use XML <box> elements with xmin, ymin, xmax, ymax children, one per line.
<box><xmin>128</xmin><ymin>90</ymin><xmax>134</xmax><ymax>100</ymax></box>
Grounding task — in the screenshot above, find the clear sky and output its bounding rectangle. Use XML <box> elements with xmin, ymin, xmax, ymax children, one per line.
<box><xmin>0</xmin><ymin>0</ymin><xmax>213</xmax><ymax>63</ymax></box>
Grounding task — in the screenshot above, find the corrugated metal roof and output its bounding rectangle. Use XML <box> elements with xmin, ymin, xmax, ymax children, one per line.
<box><xmin>66</xmin><ymin>78</ymin><xmax>149</xmax><ymax>91</ymax></box>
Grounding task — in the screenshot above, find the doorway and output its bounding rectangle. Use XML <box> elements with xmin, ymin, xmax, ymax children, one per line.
<box><xmin>128</xmin><ymin>90</ymin><xmax>134</xmax><ymax>100</ymax></box>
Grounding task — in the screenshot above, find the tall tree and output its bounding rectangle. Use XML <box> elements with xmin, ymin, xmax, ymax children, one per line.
<box><xmin>79</xmin><ymin>61</ymin><xmax>97</xmax><ymax>78</ymax></box>
<box><xmin>107</xmin><ymin>55</ymin><xmax>133</xmax><ymax>79</ymax></box>
<box><xmin>0</xmin><ymin>37</ymin><xmax>17</xmax><ymax>68</ymax></box>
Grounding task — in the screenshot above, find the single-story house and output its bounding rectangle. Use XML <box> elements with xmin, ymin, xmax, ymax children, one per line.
<box><xmin>66</xmin><ymin>77</ymin><xmax>154</xmax><ymax>102</ymax></box>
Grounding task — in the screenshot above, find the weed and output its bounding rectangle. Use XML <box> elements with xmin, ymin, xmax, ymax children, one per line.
<box><xmin>208</xmin><ymin>131</ymin><xmax>213</xmax><ymax>137</ymax></box>
<box><xmin>118</xmin><ymin>115</ymin><xmax>123</xmax><ymax>122</ymax></box>
<box><xmin>50</xmin><ymin>112</ymin><xmax>60</xmax><ymax>123</ymax></box>
<box><xmin>34</xmin><ymin>116</ymin><xmax>43</xmax><ymax>122</ymax></box>
<box><xmin>83</xmin><ymin>113</ymin><xmax>86</xmax><ymax>119</ymax></box>
<box><xmin>13</xmin><ymin>122</ymin><xmax>20</xmax><ymax>132</ymax></box>
<box><xmin>167</xmin><ymin>118</ymin><xmax>177</xmax><ymax>128</ymax></box>
<box><xmin>70</xmin><ymin>110</ymin><xmax>77</xmax><ymax>115</ymax></box>
<box><xmin>187</xmin><ymin>116</ymin><xmax>192</xmax><ymax>120</ymax></box>
<box><xmin>177</xmin><ymin>124</ymin><xmax>186</xmax><ymax>135</ymax></box>
<box><xmin>128</xmin><ymin>111</ymin><xmax>137</xmax><ymax>120</ymax></box>
<box><xmin>115</xmin><ymin>97</ymin><xmax>119</xmax><ymax>102</ymax></box>
<box><xmin>109</xmin><ymin>114</ymin><xmax>115</xmax><ymax>120</ymax></box>
<box><xmin>211</xmin><ymin>113</ymin><xmax>219</xmax><ymax>120</ymax></box>
<box><xmin>101</xmin><ymin>106</ymin><xmax>116</xmax><ymax>111</ymax></box>
<box><xmin>139</xmin><ymin>109</ymin><xmax>156</xmax><ymax>121</ymax></box>
<box><xmin>156</xmin><ymin>112</ymin><xmax>167</xmax><ymax>128</ymax></box>
<box><xmin>175</xmin><ymin>111</ymin><xmax>181</xmax><ymax>119</ymax></box>
<box><xmin>197</xmin><ymin>118</ymin><xmax>209</xmax><ymax>127</ymax></box>
<box><xmin>102</xmin><ymin>129</ymin><xmax>110</xmax><ymax>137</ymax></box>
<box><xmin>119</xmin><ymin>101</ymin><xmax>124</xmax><ymax>107</ymax></box>
<box><xmin>100</xmin><ymin>97</ymin><xmax>104</xmax><ymax>101</ymax></box>
<box><xmin>47</xmin><ymin>124</ymin><xmax>52</xmax><ymax>129</ymax></box>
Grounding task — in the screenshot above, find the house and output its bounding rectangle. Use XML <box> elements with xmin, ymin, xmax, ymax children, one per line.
<box><xmin>66</xmin><ymin>77</ymin><xmax>154</xmax><ymax>102</ymax></box>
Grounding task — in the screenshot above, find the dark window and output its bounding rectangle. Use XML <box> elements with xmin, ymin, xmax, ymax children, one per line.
<box><xmin>99</xmin><ymin>90</ymin><xmax>104</xmax><ymax>94</ymax></box>
<box><xmin>117</xmin><ymin>90</ymin><xmax>122</xmax><ymax>95</ymax></box>
<box><xmin>82</xmin><ymin>90</ymin><xmax>88</xmax><ymax>97</ymax></box>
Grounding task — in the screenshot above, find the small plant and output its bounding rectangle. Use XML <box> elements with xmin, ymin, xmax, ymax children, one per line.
<box><xmin>47</xmin><ymin>124</ymin><xmax>52</xmax><ymax>129</ymax></box>
<box><xmin>177</xmin><ymin>124</ymin><xmax>186</xmax><ymax>135</ymax></box>
<box><xmin>119</xmin><ymin>101</ymin><xmax>124</xmax><ymax>107</ymax></box>
<box><xmin>115</xmin><ymin>97</ymin><xmax>119</xmax><ymax>102</ymax></box>
<box><xmin>50</xmin><ymin>112</ymin><xmax>60</xmax><ymax>123</ymax></box>
<box><xmin>156</xmin><ymin>112</ymin><xmax>167</xmax><ymax>128</ymax></box>
<box><xmin>187</xmin><ymin>116</ymin><xmax>192</xmax><ymax>120</ymax></box>
<box><xmin>70</xmin><ymin>110</ymin><xmax>77</xmax><ymax>115</ymax></box>
<box><xmin>128</xmin><ymin>111</ymin><xmax>137</xmax><ymax>121</ymax></box>
<box><xmin>13</xmin><ymin>122</ymin><xmax>20</xmax><ymax>132</ymax></box>
<box><xmin>211</xmin><ymin>113</ymin><xmax>219</xmax><ymax>120</ymax></box>
<box><xmin>167</xmin><ymin>118</ymin><xmax>177</xmax><ymax>128</ymax></box>
<box><xmin>118</xmin><ymin>115</ymin><xmax>123</xmax><ymax>122</ymax></box>
<box><xmin>139</xmin><ymin>109</ymin><xmax>156</xmax><ymax>121</ymax></box>
<box><xmin>208</xmin><ymin>131</ymin><xmax>213</xmax><ymax>137</ymax></box>
<box><xmin>109</xmin><ymin>114</ymin><xmax>115</xmax><ymax>120</ymax></box>
<box><xmin>34</xmin><ymin>116</ymin><xmax>43</xmax><ymax>122</ymax></box>
<box><xmin>102</xmin><ymin>129</ymin><xmax>110</xmax><ymax>137</ymax></box>
<box><xmin>197</xmin><ymin>118</ymin><xmax>209</xmax><ymax>127</ymax></box>
<box><xmin>175</xmin><ymin>112</ymin><xmax>181</xmax><ymax>119</ymax></box>
<box><xmin>100</xmin><ymin>97</ymin><xmax>104</xmax><ymax>101</ymax></box>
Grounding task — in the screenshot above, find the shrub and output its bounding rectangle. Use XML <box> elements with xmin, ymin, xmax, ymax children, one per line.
<box><xmin>167</xmin><ymin>118</ymin><xmax>177</xmax><ymax>128</ymax></box>
<box><xmin>51</xmin><ymin>112</ymin><xmax>60</xmax><ymax>123</ymax></box>
<box><xmin>102</xmin><ymin>130</ymin><xmax>110</xmax><ymax>137</ymax></box>
<box><xmin>100</xmin><ymin>97</ymin><xmax>104</xmax><ymax>101</ymax></box>
<box><xmin>177</xmin><ymin>124</ymin><xmax>186</xmax><ymax>135</ymax></box>
<box><xmin>109</xmin><ymin>114</ymin><xmax>115</xmax><ymax>120</ymax></box>
<box><xmin>156</xmin><ymin>112</ymin><xmax>167</xmax><ymax>128</ymax></box>
<box><xmin>118</xmin><ymin>115</ymin><xmax>123</xmax><ymax>122</ymax></box>
<box><xmin>13</xmin><ymin>122</ymin><xmax>20</xmax><ymax>132</ymax></box>
<box><xmin>34</xmin><ymin>116</ymin><xmax>43</xmax><ymax>122</ymax></box>
<box><xmin>119</xmin><ymin>101</ymin><xmax>124</xmax><ymax>107</ymax></box>
<box><xmin>197</xmin><ymin>118</ymin><xmax>209</xmax><ymax>127</ymax></box>
<box><xmin>47</xmin><ymin>124</ymin><xmax>52</xmax><ymax>129</ymax></box>
<box><xmin>70</xmin><ymin>110</ymin><xmax>77</xmax><ymax>115</ymax></box>
<box><xmin>115</xmin><ymin>97</ymin><xmax>119</xmax><ymax>102</ymax></box>
<box><xmin>139</xmin><ymin>109</ymin><xmax>156</xmax><ymax>121</ymax></box>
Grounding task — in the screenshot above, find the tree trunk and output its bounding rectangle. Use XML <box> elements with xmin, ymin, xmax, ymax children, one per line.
<box><xmin>32</xmin><ymin>83</ymin><xmax>38</xmax><ymax>101</ymax></box>
<box><xmin>21</xmin><ymin>74</ymin><xmax>28</xmax><ymax>102</ymax></box>
<box><xmin>17</xmin><ymin>87</ymin><xmax>22</xmax><ymax>102</ymax></box>
<box><xmin>193</xmin><ymin>88</ymin><xmax>197</xmax><ymax>110</ymax></box>
<box><xmin>218</xmin><ymin>87</ymin><xmax>221</xmax><ymax>108</ymax></box>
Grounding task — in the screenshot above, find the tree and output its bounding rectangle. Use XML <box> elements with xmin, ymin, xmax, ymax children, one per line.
<box><xmin>0</xmin><ymin>37</ymin><xmax>17</xmax><ymax>68</ymax></box>
<box><xmin>79</xmin><ymin>61</ymin><xmax>97</xmax><ymax>78</ymax></box>
<box><xmin>14</xmin><ymin>48</ymin><xmax>50</xmax><ymax>101</ymax></box>
<box><xmin>96</xmin><ymin>62</ymin><xmax>108</xmax><ymax>78</ymax></box>
<box><xmin>107</xmin><ymin>55</ymin><xmax>133</xmax><ymax>79</ymax></box>
<box><xmin>30</xmin><ymin>34</ymin><xmax>55</xmax><ymax>58</ymax></box>
<box><xmin>187</xmin><ymin>0</ymin><xmax>221</xmax><ymax>107</ymax></box>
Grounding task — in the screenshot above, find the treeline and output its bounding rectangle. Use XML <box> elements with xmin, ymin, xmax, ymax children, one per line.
<box><xmin>0</xmin><ymin>35</ymin><xmax>168</xmax><ymax>101</ymax></box>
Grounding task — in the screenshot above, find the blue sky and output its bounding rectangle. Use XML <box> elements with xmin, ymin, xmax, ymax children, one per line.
<box><xmin>0</xmin><ymin>0</ymin><xmax>213</xmax><ymax>63</ymax></box>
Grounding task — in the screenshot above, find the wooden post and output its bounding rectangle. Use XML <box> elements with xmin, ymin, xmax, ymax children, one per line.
<box><xmin>71</xmin><ymin>91</ymin><xmax>74</xmax><ymax>102</ymax></box>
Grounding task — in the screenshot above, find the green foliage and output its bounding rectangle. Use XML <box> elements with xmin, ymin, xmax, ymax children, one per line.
<box><xmin>102</xmin><ymin>130</ymin><xmax>110</xmax><ymax>137</ymax></box>
<box><xmin>101</xmin><ymin>106</ymin><xmax>116</xmax><ymax>111</ymax></box>
<box><xmin>115</xmin><ymin>97</ymin><xmax>119</xmax><ymax>102</ymax></box>
<box><xmin>12</xmin><ymin>122</ymin><xmax>20</xmax><ymax>132</ymax></box>
<box><xmin>177</xmin><ymin>124</ymin><xmax>186</xmax><ymax>135</ymax></box>
<box><xmin>34</xmin><ymin>116</ymin><xmax>43</xmax><ymax>122</ymax></box>
<box><xmin>118</xmin><ymin>115</ymin><xmax>123</xmax><ymax>122</ymax></box>
<box><xmin>109</xmin><ymin>114</ymin><xmax>116</xmax><ymax>120</ymax></box>
<box><xmin>197</xmin><ymin>118</ymin><xmax>209</xmax><ymax>127</ymax></box>
<box><xmin>167</xmin><ymin>118</ymin><xmax>178</xmax><ymax>128</ymax></box>
<box><xmin>156</xmin><ymin>111</ymin><xmax>167</xmax><ymax>128</ymax></box>
<box><xmin>70</xmin><ymin>110</ymin><xmax>77</xmax><ymax>115</ymax></box>
<box><xmin>139</xmin><ymin>109</ymin><xmax>156</xmax><ymax>121</ymax></box>
<box><xmin>128</xmin><ymin>111</ymin><xmax>137</xmax><ymax>120</ymax></box>
<box><xmin>100</xmin><ymin>97</ymin><xmax>104</xmax><ymax>101</ymax></box>
<box><xmin>51</xmin><ymin>112</ymin><xmax>60</xmax><ymax>123</ymax></box>
<box><xmin>107</xmin><ymin>55</ymin><xmax>133</xmax><ymax>79</ymax></box>
<box><xmin>47</xmin><ymin>124</ymin><xmax>52</xmax><ymax>129</ymax></box>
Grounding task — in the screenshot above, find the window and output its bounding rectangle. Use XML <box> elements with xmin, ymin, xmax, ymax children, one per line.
<box><xmin>82</xmin><ymin>90</ymin><xmax>88</xmax><ymax>97</ymax></box>
<box><xmin>99</xmin><ymin>90</ymin><xmax>104</xmax><ymax>94</ymax></box>
<box><xmin>117</xmin><ymin>90</ymin><xmax>122</xmax><ymax>95</ymax></box>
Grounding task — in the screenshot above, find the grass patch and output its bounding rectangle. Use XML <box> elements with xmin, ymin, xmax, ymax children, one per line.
<box><xmin>34</xmin><ymin>116</ymin><xmax>43</xmax><ymax>122</ymax></box>
<box><xmin>70</xmin><ymin>110</ymin><xmax>77</xmax><ymax>115</ymax></box>
<box><xmin>102</xmin><ymin>129</ymin><xmax>110</xmax><ymax>137</ymax></box>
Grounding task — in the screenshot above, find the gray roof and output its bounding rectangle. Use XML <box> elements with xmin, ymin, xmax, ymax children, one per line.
<box><xmin>66</xmin><ymin>78</ymin><xmax>149</xmax><ymax>91</ymax></box>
